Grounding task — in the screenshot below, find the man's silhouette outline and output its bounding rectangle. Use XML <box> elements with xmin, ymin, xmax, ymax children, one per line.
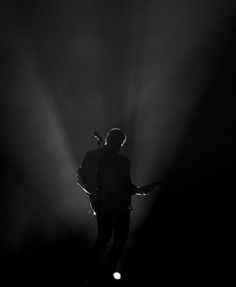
<box><xmin>77</xmin><ymin>128</ymin><xmax>160</xmax><ymax>280</ymax></box>
<box><xmin>78</xmin><ymin>128</ymin><xmax>135</xmax><ymax>277</ymax></box>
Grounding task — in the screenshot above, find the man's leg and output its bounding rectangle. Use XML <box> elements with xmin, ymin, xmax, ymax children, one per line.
<box><xmin>88</xmin><ymin>214</ymin><xmax>113</xmax><ymax>273</ymax></box>
<box><xmin>106</xmin><ymin>212</ymin><xmax>130</xmax><ymax>273</ymax></box>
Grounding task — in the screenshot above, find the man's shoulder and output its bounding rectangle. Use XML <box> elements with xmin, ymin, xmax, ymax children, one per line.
<box><xmin>86</xmin><ymin>149</ymin><xmax>98</xmax><ymax>155</ymax></box>
<box><xmin>84</xmin><ymin>149</ymin><xmax>130</xmax><ymax>163</ymax></box>
<box><xmin>117</xmin><ymin>154</ymin><xmax>130</xmax><ymax>164</ymax></box>
<box><xmin>118</xmin><ymin>153</ymin><xmax>129</xmax><ymax>160</ymax></box>
<box><xmin>83</xmin><ymin>149</ymin><xmax>99</xmax><ymax>160</ymax></box>
<box><xmin>85</xmin><ymin>149</ymin><xmax>99</xmax><ymax>157</ymax></box>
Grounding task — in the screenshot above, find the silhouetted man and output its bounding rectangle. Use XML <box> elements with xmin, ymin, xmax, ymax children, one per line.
<box><xmin>77</xmin><ymin>128</ymin><xmax>159</xmax><ymax>279</ymax></box>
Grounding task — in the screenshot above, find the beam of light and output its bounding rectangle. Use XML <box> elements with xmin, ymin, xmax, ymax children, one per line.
<box><xmin>120</xmin><ymin>0</ymin><xmax>236</xmax><ymax>269</ymax></box>
<box><xmin>1</xmin><ymin>29</ymin><xmax>95</xmax><ymax>253</ymax></box>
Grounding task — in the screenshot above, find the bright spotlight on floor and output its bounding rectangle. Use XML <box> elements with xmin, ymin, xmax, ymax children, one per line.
<box><xmin>113</xmin><ymin>272</ymin><xmax>121</xmax><ymax>280</ymax></box>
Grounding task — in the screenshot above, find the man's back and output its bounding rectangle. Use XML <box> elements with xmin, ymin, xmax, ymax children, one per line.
<box><xmin>80</xmin><ymin>147</ymin><xmax>133</xmax><ymax>214</ymax></box>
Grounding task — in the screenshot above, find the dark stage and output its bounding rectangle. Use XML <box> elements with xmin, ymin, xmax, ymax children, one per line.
<box><xmin>1</xmin><ymin>1</ymin><xmax>235</xmax><ymax>286</ymax></box>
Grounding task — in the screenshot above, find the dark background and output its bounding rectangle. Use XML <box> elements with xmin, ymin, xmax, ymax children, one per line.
<box><xmin>1</xmin><ymin>1</ymin><xmax>235</xmax><ymax>286</ymax></box>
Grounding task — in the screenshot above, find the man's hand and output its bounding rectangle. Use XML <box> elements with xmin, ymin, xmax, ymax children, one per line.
<box><xmin>133</xmin><ymin>180</ymin><xmax>163</xmax><ymax>196</ymax></box>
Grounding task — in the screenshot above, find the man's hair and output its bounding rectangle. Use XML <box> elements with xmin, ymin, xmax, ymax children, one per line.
<box><xmin>105</xmin><ymin>128</ymin><xmax>127</xmax><ymax>147</ymax></box>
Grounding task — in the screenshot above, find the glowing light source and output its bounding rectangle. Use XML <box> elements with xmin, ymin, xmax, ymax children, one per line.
<box><xmin>113</xmin><ymin>272</ymin><xmax>121</xmax><ymax>280</ymax></box>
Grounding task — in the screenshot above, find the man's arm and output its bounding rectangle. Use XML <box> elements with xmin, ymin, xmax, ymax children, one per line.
<box><xmin>125</xmin><ymin>159</ymin><xmax>143</xmax><ymax>196</ymax></box>
<box><xmin>77</xmin><ymin>151</ymin><xmax>98</xmax><ymax>196</ymax></box>
<box><xmin>77</xmin><ymin>166</ymin><xmax>90</xmax><ymax>196</ymax></box>
<box><xmin>126</xmin><ymin>158</ymin><xmax>163</xmax><ymax>196</ymax></box>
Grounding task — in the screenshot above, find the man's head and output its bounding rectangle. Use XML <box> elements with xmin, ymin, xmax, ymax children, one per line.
<box><xmin>105</xmin><ymin>128</ymin><xmax>127</xmax><ymax>152</ymax></box>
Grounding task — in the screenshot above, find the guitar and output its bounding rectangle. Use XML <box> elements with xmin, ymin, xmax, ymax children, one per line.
<box><xmin>134</xmin><ymin>179</ymin><xmax>165</xmax><ymax>195</ymax></box>
<box><xmin>77</xmin><ymin>171</ymin><xmax>165</xmax><ymax>216</ymax></box>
